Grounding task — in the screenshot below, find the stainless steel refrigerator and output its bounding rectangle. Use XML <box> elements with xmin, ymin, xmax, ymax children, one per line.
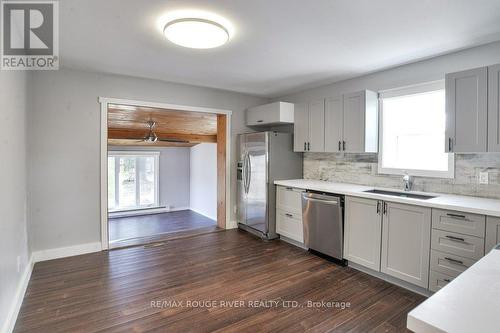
<box><xmin>237</xmin><ymin>131</ymin><xmax>302</xmax><ymax>239</ymax></box>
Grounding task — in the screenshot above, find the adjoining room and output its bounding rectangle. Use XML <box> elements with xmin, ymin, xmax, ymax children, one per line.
<box><xmin>106</xmin><ymin>104</ymin><xmax>223</xmax><ymax>248</ymax></box>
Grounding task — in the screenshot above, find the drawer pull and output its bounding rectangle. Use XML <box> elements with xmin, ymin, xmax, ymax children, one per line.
<box><xmin>285</xmin><ymin>187</ymin><xmax>293</xmax><ymax>191</ymax></box>
<box><xmin>444</xmin><ymin>257</ymin><xmax>464</xmax><ymax>265</ymax></box>
<box><xmin>446</xmin><ymin>213</ymin><xmax>466</xmax><ymax>219</ymax></box>
<box><xmin>285</xmin><ymin>213</ymin><xmax>293</xmax><ymax>218</ymax></box>
<box><xmin>443</xmin><ymin>278</ymin><xmax>452</xmax><ymax>283</ymax></box>
<box><xmin>445</xmin><ymin>235</ymin><xmax>465</xmax><ymax>242</ymax></box>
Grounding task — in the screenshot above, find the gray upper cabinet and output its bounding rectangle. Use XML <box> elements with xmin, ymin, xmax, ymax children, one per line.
<box><xmin>445</xmin><ymin>67</ymin><xmax>488</xmax><ymax>153</ymax></box>
<box><xmin>325</xmin><ymin>90</ymin><xmax>378</xmax><ymax>153</ymax></box>
<box><xmin>308</xmin><ymin>99</ymin><xmax>325</xmax><ymax>152</ymax></box>
<box><xmin>325</xmin><ymin>96</ymin><xmax>343</xmax><ymax>152</ymax></box>
<box><xmin>488</xmin><ymin>64</ymin><xmax>500</xmax><ymax>152</ymax></box>
<box><xmin>293</xmin><ymin>103</ymin><xmax>309</xmax><ymax>152</ymax></box>
<box><xmin>293</xmin><ymin>100</ymin><xmax>325</xmax><ymax>152</ymax></box>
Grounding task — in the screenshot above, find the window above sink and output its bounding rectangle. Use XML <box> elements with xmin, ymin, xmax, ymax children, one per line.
<box><xmin>378</xmin><ymin>81</ymin><xmax>454</xmax><ymax>179</ymax></box>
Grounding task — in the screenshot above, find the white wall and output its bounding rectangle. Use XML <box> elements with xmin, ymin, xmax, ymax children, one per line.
<box><xmin>279</xmin><ymin>41</ymin><xmax>500</xmax><ymax>102</ymax></box>
<box><xmin>189</xmin><ymin>143</ymin><xmax>217</xmax><ymax>220</ymax></box>
<box><xmin>108</xmin><ymin>146</ymin><xmax>190</xmax><ymax>209</ymax></box>
<box><xmin>0</xmin><ymin>72</ymin><xmax>30</xmax><ymax>333</ymax></box>
<box><xmin>29</xmin><ymin>68</ymin><xmax>267</xmax><ymax>252</ymax></box>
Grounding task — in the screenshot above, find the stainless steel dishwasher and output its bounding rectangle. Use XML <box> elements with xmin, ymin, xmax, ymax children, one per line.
<box><xmin>301</xmin><ymin>191</ymin><xmax>345</xmax><ymax>263</ymax></box>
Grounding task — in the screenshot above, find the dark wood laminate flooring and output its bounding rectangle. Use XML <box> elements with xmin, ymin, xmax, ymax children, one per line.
<box><xmin>109</xmin><ymin>210</ymin><xmax>216</xmax><ymax>248</ymax></box>
<box><xmin>14</xmin><ymin>230</ymin><xmax>425</xmax><ymax>333</ymax></box>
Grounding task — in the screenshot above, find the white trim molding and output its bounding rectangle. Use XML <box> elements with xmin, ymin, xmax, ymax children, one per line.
<box><xmin>99</xmin><ymin>97</ymin><xmax>233</xmax><ymax>250</ymax></box>
<box><xmin>32</xmin><ymin>242</ymin><xmax>102</xmax><ymax>263</ymax></box>
<box><xmin>1</xmin><ymin>256</ymin><xmax>34</xmax><ymax>333</ymax></box>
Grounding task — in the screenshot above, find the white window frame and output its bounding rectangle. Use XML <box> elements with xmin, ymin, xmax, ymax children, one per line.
<box><xmin>378</xmin><ymin>81</ymin><xmax>455</xmax><ymax>179</ymax></box>
<box><xmin>108</xmin><ymin>151</ymin><xmax>160</xmax><ymax>212</ymax></box>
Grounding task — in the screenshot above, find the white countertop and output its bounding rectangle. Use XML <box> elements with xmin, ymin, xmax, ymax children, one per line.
<box><xmin>274</xmin><ymin>179</ymin><xmax>500</xmax><ymax>217</ymax></box>
<box><xmin>407</xmin><ymin>247</ymin><xmax>500</xmax><ymax>333</ymax></box>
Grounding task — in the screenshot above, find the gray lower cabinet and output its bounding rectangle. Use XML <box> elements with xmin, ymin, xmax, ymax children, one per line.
<box><xmin>344</xmin><ymin>197</ymin><xmax>382</xmax><ymax>271</ymax></box>
<box><xmin>381</xmin><ymin>202</ymin><xmax>431</xmax><ymax>288</ymax></box>
<box><xmin>486</xmin><ymin>216</ymin><xmax>500</xmax><ymax>252</ymax></box>
<box><xmin>445</xmin><ymin>67</ymin><xmax>488</xmax><ymax>153</ymax></box>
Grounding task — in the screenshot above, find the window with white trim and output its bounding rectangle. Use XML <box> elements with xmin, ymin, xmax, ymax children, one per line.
<box><xmin>378</xmin><ymin>81</ymin><xmax>454</xmax><ymax>178</ymax></box>
<box><xmin>108</xmin><ymin>151</ymin><xmax>159</xmax><ymax>211</ymax></box>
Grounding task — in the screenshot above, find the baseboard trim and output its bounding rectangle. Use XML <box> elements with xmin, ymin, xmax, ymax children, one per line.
<box><xmin>109</xmin><ymin>206</ymin><xmax>191</xmax><ymax>218</ymax></box>
<box><xmin>189</xmin><ymin>207</ymin><xmax>217</xmax><ymax>221</ymax></box>
<box><xmin>1</xmin><ymin>255</ymin><xmax>34</xmax><ymax>333</ymax></box>
<box><xmin>32</xmin><ymin>242</ymin><xmax>102</xmax><ymax>263</ymax></box>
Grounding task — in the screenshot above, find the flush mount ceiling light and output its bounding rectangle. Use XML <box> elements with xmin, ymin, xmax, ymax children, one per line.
<box><xmin>163</xmin><ymin>17</ymin><xmax>230</xmax><ymax>49</ymax></box>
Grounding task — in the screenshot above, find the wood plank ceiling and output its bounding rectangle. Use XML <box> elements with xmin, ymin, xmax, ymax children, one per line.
<box><xmin>107</xmin><ymin>104</ymin><xmax>218</xmax><ymax>147</ymax></box>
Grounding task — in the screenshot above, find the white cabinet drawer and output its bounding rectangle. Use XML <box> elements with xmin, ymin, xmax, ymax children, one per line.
<box><xmin>277</xmin><ymin>186</ymin><xmax>303</xmax><ymax>214</ymax></box>
<box><xmin>430</xmin><ymin>250</ymin><xmax>476</xmax><ymax>278</ymax></box>
<box><xmin>276</xmin><ymin>210</ymin><xmax>303</xmax><ymax>243</ymax></box>
<box><xmin>429</xmin><ymin>270</ymin><xmax>454</xmax><ymax>293</ymax></box>
<box><xmin>432</xmin><ymin>209</ymin><xmax>485</xmax><ymax>237</ymax></box>
<box><xmin>431</xmin><ymin>229</ymin><xmax>484</xmax><ymax>260</ymax></box>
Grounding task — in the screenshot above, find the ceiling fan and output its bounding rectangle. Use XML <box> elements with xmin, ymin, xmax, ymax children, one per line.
<box><xmin>125</xmin><ymin>121</ymin><xmax>189</xmax><ymax>144</ymax></box>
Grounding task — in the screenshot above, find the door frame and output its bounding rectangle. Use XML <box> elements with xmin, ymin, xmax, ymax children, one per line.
<box><xmin>99</xmin><ymin>97</ymin><xmax>232</xmax><ymax>250</ymax></box>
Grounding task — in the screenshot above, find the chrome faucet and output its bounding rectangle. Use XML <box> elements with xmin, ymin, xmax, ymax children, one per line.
<box><xmin>403</xmin><ymin>173</ymin><xmax>412</xmax><ymax>192</ymax></box>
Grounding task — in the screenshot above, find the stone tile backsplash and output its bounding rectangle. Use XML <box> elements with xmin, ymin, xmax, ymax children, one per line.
<box><xmin>304</xmin><ymin>153</ymin><xmax>500</xmax><ymax>199</ymax></box>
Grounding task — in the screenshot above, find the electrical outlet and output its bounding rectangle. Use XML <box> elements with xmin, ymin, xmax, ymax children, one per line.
<box><xmin>479</xmin><ymin>172</ymin><xmax>489</xmax><ymax>184</ymax></box>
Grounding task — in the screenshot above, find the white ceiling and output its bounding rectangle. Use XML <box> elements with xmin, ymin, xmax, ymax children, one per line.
<box><xmin>60</xmin><ymin>0</ymin><xmax>500</xmax><ymax>97</ymax></box>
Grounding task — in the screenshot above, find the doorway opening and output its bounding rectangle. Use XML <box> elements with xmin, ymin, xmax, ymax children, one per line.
<box><xmin>99</xmin><ymin>100</ymin><xmax>230</xmax><ymax>249</ymax></box>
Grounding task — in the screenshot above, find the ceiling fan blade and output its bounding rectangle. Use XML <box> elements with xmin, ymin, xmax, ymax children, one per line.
<box><xmin>157</xmin><ymin>138</ymin><xmax>190</xmax><ymax>143</ymax></box>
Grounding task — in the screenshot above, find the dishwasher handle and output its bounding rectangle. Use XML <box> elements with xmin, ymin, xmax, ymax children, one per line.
<box><xmin>303</xmin><ymin>197</ymin><xmax>338</xmax><ymax>205</ymax></box>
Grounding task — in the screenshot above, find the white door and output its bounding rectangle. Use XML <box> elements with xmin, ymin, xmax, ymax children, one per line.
<box><xmin>488</xmin><ymin>64</ymin><xmax>500</xmax><ymax>152</ymax></box>
<box><xmin>445</xmin><ymin>67</ymin><xmax>488</xmax><ymax>152</ymax></box>
<box><xmin>308</xmin><ymin>99</ymin><xmax>325</xmax><ymax>152</ymax></box>
<box><xmin>324</xmin><ymin>96</ymin><xmax>344</xmax><ymax>152</ymax></box>
<box><xmin>293</xmin><ymin>103</ymin><xmax>309</xmax><ymax>152</ymax></box>
<box><xmin>344</xmin><ymin>196</ymin><xmax>382</xmax><ymax>271</ymax></box>
<box><xmin>342</xmin><ymin>91</ymin><xmax>365</xmax><ymax>152</ymax></box>
<box><xmin>381</xmin><ymin>202</ymin><xmax>431</xmax><ymax>288</ymax></box>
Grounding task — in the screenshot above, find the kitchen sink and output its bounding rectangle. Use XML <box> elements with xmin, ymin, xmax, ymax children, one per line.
<box><xmin>363</xmin><ymin>189</ymin><xmax>437</xmax><ymax>200</ymax></box>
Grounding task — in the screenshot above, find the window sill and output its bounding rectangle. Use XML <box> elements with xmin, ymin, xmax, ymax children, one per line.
<box><xmin>109</xmin><ymin>206</ymin><xmax>168</xmax><ymax>218</ymax></box>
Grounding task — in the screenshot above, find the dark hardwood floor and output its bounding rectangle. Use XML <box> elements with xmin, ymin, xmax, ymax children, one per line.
<box><xmin>109</xmin><ymin>209</ymin><xmax>217</xmax><ymax>248</ymax></box>
<box><xmin>14</xmin><ymin>230</ymin><xmax>425</xmax><ymax>333</ymax></box>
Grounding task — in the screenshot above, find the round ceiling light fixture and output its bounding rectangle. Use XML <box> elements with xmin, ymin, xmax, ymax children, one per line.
<box><xmin>163</xmin><ymin>17</ymin><xmax>230</xmax><ymax>49</ymax></box>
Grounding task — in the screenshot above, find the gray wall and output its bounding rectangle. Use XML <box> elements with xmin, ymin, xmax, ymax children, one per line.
<box><xmin>0</xmin><ymin>72</ymin><xmax>30</xmax><ymax>331</ymax></box>
<box><xmin>108</xmin><ymin>146</ymin><xmax>190</xmax><ymax>209</ymax></box>
<box><xmin>190</xmin><ymin>143</ymin><xmax>217</xmax><ymax>220</ymax></box>
<box><xmin>279</xmin><ymin>41</ymin><xmax>500</xmax><ymax>198</ymax></box>
<box><xmin>29</xmin><ymin>68</ymin><xmax>267</xmax><ymax>252</ymax></box>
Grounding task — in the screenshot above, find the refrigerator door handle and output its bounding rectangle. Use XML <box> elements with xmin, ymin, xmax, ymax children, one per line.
<box><xmin>244</xmin><ymin>152</ymin><xmax>251</xmax><ymax>193</ymax></box>
<box><xmin>246</xmin><ymin>153</ymin><xmax>252</xmax><ymax>193</ymax></box>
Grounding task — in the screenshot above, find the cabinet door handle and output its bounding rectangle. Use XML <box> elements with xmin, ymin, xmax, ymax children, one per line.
<box><xmin>376</xmin><ymin>201</ymin><xmax>381</xmax><ymax>214</ymax></box>
<box><xmin>448</xmin><ymin>137</ymin><xmax>453</xmax><ymax>152</ymax></box>
<box><xmin>443</xmin><ymin>278</ymin><xmax>452</xmax><ymax>283</ymax></box>
<box><xmin>445</xmin><ymin>235</ymin><xmax>465</xmax><ymax>242</ymax></box>
<box><xmin>307</xmin><ymin>142</ymin><xmax>311</xmax><ymax>151</ymax></box>
<box><xmin>285</xmin><ymin>187</ymin><xmax>293</xmax><ymax>191</ymax></box>
<box><xmin>338</xmin><ymin>141</ymin><xmax>342</xmax><ymax>151</ymax></box>
<box><xmin>257</xmin><ymin>120</ymin><xmax>264</xmax><ymax>123</ymax></box>
<box><xmin>446</xmin><ymin>213</ymin><xmax>466</xmax><ymax>219</ymax></box>
<box><xmin>444</xmin><ymin>257</ymin><xmax>464</xmax><ymax>265</ymax></box>
<box><xmin>383</xmin><ymin>202</ymin><xmax>388</xmax><ymax>215</ymax></box>
<box><xmin>342</xmin><ymin>141</ymin><xmax>346</xmax><ymax>151</ymax></box>
<box><xmin>304</xmin><ymin>142</ymin><xmax>307</xmax><ymax>151</ymax></box>
<box><xmin>285</xmin><ymin>213</ymin><xmax>293</xmax><ymax>218</ymax></box>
